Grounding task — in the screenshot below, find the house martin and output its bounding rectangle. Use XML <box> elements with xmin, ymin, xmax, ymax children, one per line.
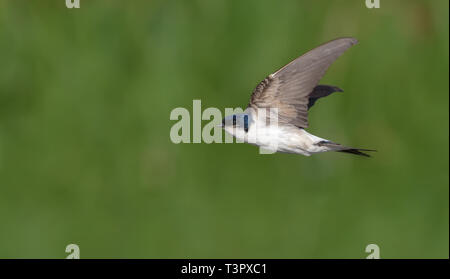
<box><xmin>221</xmin><ymin>37</ymin><xmax>375</xmax><ymax>157</ymax></box>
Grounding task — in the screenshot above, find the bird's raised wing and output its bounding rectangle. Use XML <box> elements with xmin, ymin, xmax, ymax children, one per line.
<box><xmin>247</xmin><ymin>37</ymin><xmax>358</xmax><ymax>128</ymax></box>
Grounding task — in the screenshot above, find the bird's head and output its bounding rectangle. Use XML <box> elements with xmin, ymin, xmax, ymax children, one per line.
<box><xmin>220</xmin><ymin>113</ymin><xmax>251</xmax><ymax>138</ymax></box>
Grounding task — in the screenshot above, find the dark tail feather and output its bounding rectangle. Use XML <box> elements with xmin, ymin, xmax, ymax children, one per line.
<box><xmin>316</xmin><ymin>141</ymin><xmax>376</xmax><ymax>157</ymax></box>
<box><xmin>337</xmin><ymin>148</ymin><xmax>376</xmax><ymax>157</ymax></box>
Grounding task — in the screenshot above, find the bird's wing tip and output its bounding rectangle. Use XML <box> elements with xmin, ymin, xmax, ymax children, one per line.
<box><xmin>335</xmin><ymin>37</ymin><xmax>359</xmax><ymax>45</ymax></box>
<box><xmin>350</xmin><ymin>38</ymin><xmax>359</xmax><ymax>45</ymax></box>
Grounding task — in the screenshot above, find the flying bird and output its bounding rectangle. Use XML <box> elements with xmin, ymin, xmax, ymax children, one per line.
<box><xmin>220</xmin><ymin>37</ymin><xmax>375</xmax><ymax>157</ymax></box>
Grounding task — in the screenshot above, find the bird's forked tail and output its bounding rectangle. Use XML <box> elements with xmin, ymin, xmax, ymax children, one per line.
<box><xmin>316</xmin><ymin>141</ymin><xmax>376</xmax><ymax>157</ymax></box>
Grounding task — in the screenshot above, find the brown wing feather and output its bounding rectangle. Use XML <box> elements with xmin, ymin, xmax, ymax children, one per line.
<box><xmin>247</xmin><ymin>37</ymin><xmax>358</xmax><ymax>128</ymax></box>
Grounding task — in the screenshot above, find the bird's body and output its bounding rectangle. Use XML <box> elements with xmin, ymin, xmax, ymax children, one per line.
<box><xmin>221</xmin><ymin>37</ymin><xmax>375</xmax><ymax>157</ymax></box>
<box><xmin>226</xmin><ymin>113</ymin><xmax>327</xmax><ymax>156</ymax></box>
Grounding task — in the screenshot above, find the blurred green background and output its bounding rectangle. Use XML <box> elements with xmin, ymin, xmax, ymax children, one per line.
<box><xmin>0</xmin><ymin>0</ymin><xmax>448</xmax><ymax>258</ymax></box>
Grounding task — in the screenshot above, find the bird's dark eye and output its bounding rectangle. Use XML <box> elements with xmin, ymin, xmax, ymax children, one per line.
<box><xmin>232</xmin><ymin>115</ymin><xmax>236</xmax><ymax>126</ymax></box>
<box><xmin>244</xmin><ymin>115</ymin><xmax>249</xmax><ymax>133</ymax></box>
